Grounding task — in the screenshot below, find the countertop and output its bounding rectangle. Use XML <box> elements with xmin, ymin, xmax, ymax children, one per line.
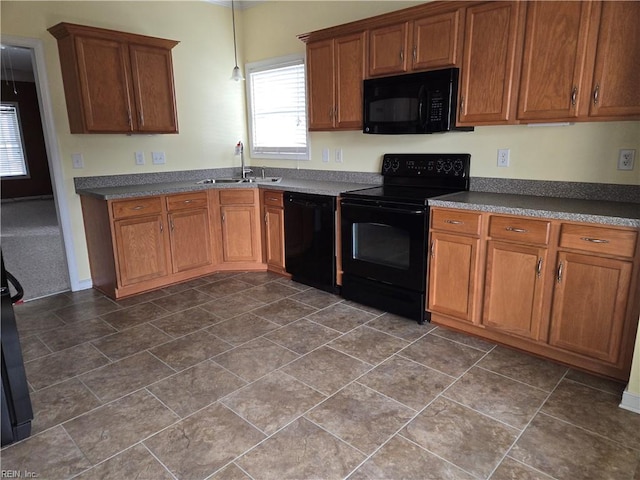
<box><xmin>429</xmin><ymin>191</ymin><xmax>640</xmax><ymax>228</ymax></box>
<box><xmin>75</xmin><ymin>178</ymin><xmax>376</xmax><ymax>200</ymax></box>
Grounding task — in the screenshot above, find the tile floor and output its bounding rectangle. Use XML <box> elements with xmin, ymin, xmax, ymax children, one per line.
<box><xmin>3</xmin><ymin>271</ymin><xmax>640</xmax><ymax>480</ymax></box>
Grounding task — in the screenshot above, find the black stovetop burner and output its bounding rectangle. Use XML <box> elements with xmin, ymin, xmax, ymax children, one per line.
<box><xmin>343</xmin><ymin>153</ymin><xmax>471</xmax><ymax>205</ymax></box>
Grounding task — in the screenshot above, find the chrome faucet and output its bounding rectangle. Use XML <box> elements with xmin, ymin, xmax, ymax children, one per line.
<box><xmin>237</xmin><ymin>141</ymin><xmax>252</xmax><ymax>179</ymax></box>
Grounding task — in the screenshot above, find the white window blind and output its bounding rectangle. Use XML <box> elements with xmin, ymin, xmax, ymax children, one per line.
<box><xmin>246</xmin><ymin>55</ymin><xmax>309</xmax><ymax>160</ymax></box>
<box><xmin>0</xmin><ymin>103</ymin><xmax>28</xmax><ymax>178</ymax></box>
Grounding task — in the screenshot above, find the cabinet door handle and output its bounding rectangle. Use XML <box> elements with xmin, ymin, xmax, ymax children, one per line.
<box><xmin>412</xmin><ymin>45</ymin><xmax>417</xmax><ymax>63</ymax></box>
<box><xmin>459</xmin><ymin>96</ymin><xmax>465</xmax><ymax>116</ymax></box>
<box><xmin>506</xmin><ymin>226</ymin><xmax>528</xmax><ymax>233</ymax></box>
<box><xmin>536</xmin><ymin>258</ymin><xmax>543</xmax><ymax>278</ymax></box>
<box><xmin>593</xmin><ymin>84</ymin><xmax>600</xmax><ymax>105</ymax></box>
<box><xmin>139</xmin><ymin>109</ymin><xmax>144</xmax><ymax>127</ymax></box>
<box><xmin>571</xmin><ymin>86</ymin><xmax>578</xmax><ymax>106</ymax></box>
<box><xmin>264</xmin><ymin>213</ymin><xmax>268</xmax><ymax>224</ymax></box>
<box><xmin>222</xmin><ymin>214</ymin><xmax>225</xmax><ymax>223</ymax></box>
<box><xmin>581</xmin><ymin>237</ymin><xmax>609</xmax><ymax>244</ymax></box>
<box><xmin>127</xmin><ymin>109</ymin><xmax>132</xmax><ymax>128</ymax></box>
<box><xmin>445</xmin><ymin>219</ymin><xmax>463</xmax><ymax>225</ymax></box>
<box><xmin>430</xmin><ymin>241</ymin><xmax>435</xmax><ymax>258</ymax></box>
<box><xmin>557</xmin><ymin>261</ymin><xmax>563</xmax><ymax>283</ymax></box>
<box><xmin>160</xmin><ymin>222</ymin><xmax>163</xmax><ymax>233</ymax></box>
<box><xmin>170</xmin><ymin>220</ymin><xmax>175</xmax><ymax>231</ymax></box>
<box><xmin>329</xmin><ymin>107</ymin><xmax>334</xmax><ymax>121</ymax></box>
<box><xmin>399</xmin><ymin>48</ymin><xmax>404</xmax><ymax>62</ymax></box>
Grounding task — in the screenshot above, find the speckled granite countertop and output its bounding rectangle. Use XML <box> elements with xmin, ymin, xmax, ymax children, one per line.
<box><xmin>429</xmin><ymin>191</ymin><xmax>640</xmax><ymax>228</ymax></box>
<box><xmin>75</xmin><ymin>178</ymin><xmax>376</xmax><ymax>200</ymax></box>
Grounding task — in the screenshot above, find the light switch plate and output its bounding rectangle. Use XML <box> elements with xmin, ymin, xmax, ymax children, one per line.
<box><xmin>72</xmin><ymin>153</ymin><xmax>84</xmax><ymax>169</ymax></box>
<box><xmin>135</xmin><ymin>151</ymin><xmax>145</xmax><ymax>165</ymax></box>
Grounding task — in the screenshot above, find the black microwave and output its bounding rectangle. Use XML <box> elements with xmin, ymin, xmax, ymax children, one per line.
<box><xmin>363</xmin><ymin>67</ymin><xmax>472</xmax><ymax>134</ymax></box>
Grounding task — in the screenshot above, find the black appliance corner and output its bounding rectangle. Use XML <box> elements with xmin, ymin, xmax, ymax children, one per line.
<box><xmin>1</xmin><ymin>252</ymin><xmax>33</xmax><ymax>446</ymax></box>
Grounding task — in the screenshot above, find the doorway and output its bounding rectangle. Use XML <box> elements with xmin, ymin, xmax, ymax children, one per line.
<box><xmin>1</xmin><ymin>37</ymin><xmax>78</xmax><ymax>300</ymax></box>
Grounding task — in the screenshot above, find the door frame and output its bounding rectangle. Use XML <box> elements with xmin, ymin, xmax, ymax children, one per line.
<box><xmin>1</xmin><ymin>34</ymin><xmax>83</xmax><ymax>292</ymax></box>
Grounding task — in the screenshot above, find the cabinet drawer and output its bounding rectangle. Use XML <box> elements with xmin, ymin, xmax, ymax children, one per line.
<box><xmin>111</xmin><ymin>197</ymin><xmax>162</xmax><ymax>219</ymax></box>
<box><xmin>489</xmin><ymin>216</ymin><xmax>551</xmax><ymax>245</ymax></box>
<box><xmin>219</xmin><ymin>189</ymin><xmax>255</xmax><ymax>205</ymax></box>
<box><xmin>431</xmin><ymin>209</ymin><xmax>481</xmax><ymax>236</ymax></box>
<box><xmin>263</xmin><ymin>190</ymin><xmax>283</xmax><ymax>207</ymax></box>
<box><xmin>166</xmin><ymin>192</ymin><xmax>208</xmax><ymax>211</ymax></box>
<box><xmin>559</xmin><ymin>224</ymin><xmax>637</xmax><ymax>258</ymax></box>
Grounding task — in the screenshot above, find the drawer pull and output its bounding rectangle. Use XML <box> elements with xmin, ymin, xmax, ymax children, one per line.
<box><xmin>183</xmin><ymin>200</ymin><xmax>193</xmax><ymax>204</ymax></box>
<box><xmin>131</xmin><ymin>205</ymin><xmax>145</xmax><ymax>211</ymax></box>
<box><xmin>445</xmin><ymin>220</ymin><xmax>463</xmax><ymax>225</ymax></box>
<box><xmin>267</xmin><ymin>197</ymin><xmax>278</xmax><ymax>202</ymax></box>
<box><xmin>506</xmin><ymin>227</ymin><xmax>528</xmax><ymax>233</ymax></box>
<box><xmin>581</xmin><ymin>237</ymin><xmax>609</xmax><ymax>244</ymax></box>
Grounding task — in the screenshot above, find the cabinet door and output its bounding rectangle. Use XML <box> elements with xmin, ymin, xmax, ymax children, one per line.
<box><xmin>335</xmin><ymin>32</ymin><xmax>366</xmax><ymax>129</ymax></box>
<box><xmin>114</xmin><ymin>215</ymin><xmax>168</xmax><ymax>286</ymax></box>
<box><xmin>549</xmin><ymin>252</ymin><xmax>632</xmax><ymax>363</ymax></box>
<box><xmin>368</xmin><ymin>22</ymin><xmax>409</xmax><ymax>77</ymax></box>
<box><xmin>482</xmin><ymin>241</ymin><xmax>547</xmax><ymax>340</ymax></box>
<box><xmin>129</xmin><ymin>44</ymin><xmax>179</xmax><ymax>133</ymax></box>
<box><xmin>75</xmin><ymin>35</ymin><xmax>133</xmax><ymax>132</ymax></box>
<box><xmin>168</xmin><ymin>208</ymin><xmax>212</xmax><ymax>273</ymax></box>
<box><xmin>517</xmin><ymin>1</ymin><xmax>592</xmax><ymax>121</ymax></box>
<box><xmin>428</xmin><ymin>232</ymin><xmax>479</xmax><ymax>322</ymax></box>
<box><xmin>586</xmin><ymin>1</ymin><xmax>640</xmax><ymax>119</ymax></box>
<box><xmin>412</xmin><ymin>9</ymin><xmax>462</xmax><ymax>70</ymax></box>
<box><xmin>220</xmin><ymin>205</ymin><xmax>260</xmax><ymax>263</ymax></box>
<box><xmin>307</xmin><ymin>39</ymin><xmax>336</xmax><ymax>130</ymax></box>
<box><xmin>264</xmin><ymin>205</ymin><xmax>285</xmax><ymax>272</ymax></box>
<box><xmin>458</xmin><ymin>1</ymin><xmax>524</xmax><ymax>125</ymax></box>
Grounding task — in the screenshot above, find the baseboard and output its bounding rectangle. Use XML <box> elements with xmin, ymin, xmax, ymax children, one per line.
<box><xmin>75</xmin><ymin>279</ymin><xmax>93</xmax><ymax>291</ymax></box>
<box><xmin>619</xmin><ymin>388</ymin><xmax>640</xmax><ymax>414</ymax></box>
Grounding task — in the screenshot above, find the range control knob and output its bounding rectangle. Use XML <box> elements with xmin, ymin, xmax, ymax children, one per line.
<box><xmin>382</xmin><ymin>158</ymin><xmax>392</xmax><ymax>173</ymax></box>
<box><xmin>391</xmin><ymin>158</ymin><xmax>400</xmax><ymax>172</ymax></box>
<box><xmin>453</xmin><ymin>160</ymin><xmax>464</xmax><ymax>175</ymax></box>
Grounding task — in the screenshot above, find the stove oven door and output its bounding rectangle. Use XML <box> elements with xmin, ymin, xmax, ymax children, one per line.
<box><xmin>340</xmin><ymin>198</ymin><xmax>427</xmax><ymax>291</ymax></box>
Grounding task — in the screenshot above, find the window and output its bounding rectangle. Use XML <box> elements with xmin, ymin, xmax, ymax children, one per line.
<box><xmin>0</xmin><ymin>103</ymin><xmax>29</xmax><ymax>178</ymax></box>
<box><xmin>246</xmin><ymin>55</ymin><xmax>308</xmax><ymax>161</ymax></box>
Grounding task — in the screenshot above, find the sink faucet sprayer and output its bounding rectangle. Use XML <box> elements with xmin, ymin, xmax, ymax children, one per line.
<box><xmin>236</xmin><ymin>141</ymin><xmax>252</xmax><ymax>179</ymax></box>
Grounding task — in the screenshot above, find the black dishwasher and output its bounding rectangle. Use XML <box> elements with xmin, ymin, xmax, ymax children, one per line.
<box><xmin>284</xmin><ymin>192</ymin><xmax>337</xmax><ymax>293</ymax></box>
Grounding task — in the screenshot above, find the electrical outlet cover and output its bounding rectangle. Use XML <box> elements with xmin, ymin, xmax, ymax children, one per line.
<box><xmin>618</xmin><ymin>149</ymin><xmax>635</xmax><ymax>171</ymax></box>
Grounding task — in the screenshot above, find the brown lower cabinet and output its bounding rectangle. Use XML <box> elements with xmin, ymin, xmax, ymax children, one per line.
<box><xmin>261</xmin><ymin>190</ymin><xmax>286</xmax><ymax>275</ymax></box>
<box><xmin>80</xmin><ymin>188</ymin><xmax>266</xmax><ymax>299</ymax></box>
<box><xmin>428</xmin><ymin>207</ymin><xmax>640</xmax><ymax>381</ymax></box>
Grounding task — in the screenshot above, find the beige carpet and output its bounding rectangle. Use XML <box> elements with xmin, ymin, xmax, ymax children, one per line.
<box><xmin>1</xmin><ymin>197</ymin><xmax>70</xmax><ymax>300</ymax></box>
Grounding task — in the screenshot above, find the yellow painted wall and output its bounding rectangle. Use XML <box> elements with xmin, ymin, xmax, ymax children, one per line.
<box><xmin>1</xmin><ymin>0</ymin><xmax>639</xmax><ymax>393</ymax></box>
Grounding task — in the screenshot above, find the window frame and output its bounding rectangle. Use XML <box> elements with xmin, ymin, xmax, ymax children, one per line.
<box><xmin>0</xmin><ymin>102</ymin><xmax>30</xmax><ymax>179</ymax></box>
<box><xmin>245</xmin><ymin>54</ymin><xmax>309</xmax><ymax>161</ymax></box>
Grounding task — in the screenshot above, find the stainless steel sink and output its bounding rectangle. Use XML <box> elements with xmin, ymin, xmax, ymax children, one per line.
<box><xmin>243</xmin><ymin>177</ymin><xmax>283</xmax><ymax>183</ymax></box>
<box><xmin>195</xmin><ymin>178</ymin><xmax>243</xmax><ymax>184</ymax></box>
<box><xmin>195</xmin><ymin>177</ymin><xmax>282</xmax><ymax>185</ymax></box>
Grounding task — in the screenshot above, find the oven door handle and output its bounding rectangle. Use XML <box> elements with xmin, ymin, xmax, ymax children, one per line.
<box><xmin>342</xmin><ymin>202</ymin><xmax>425</xmax><ymax>215</ymax></box>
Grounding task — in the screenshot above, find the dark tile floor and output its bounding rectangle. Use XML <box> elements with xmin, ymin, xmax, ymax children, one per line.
<box><xmin>3</xmin><ymin>271</ymin><xmax>640</xmax><ymax>479</ymax></box>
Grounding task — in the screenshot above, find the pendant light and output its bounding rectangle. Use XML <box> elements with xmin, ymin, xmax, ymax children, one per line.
<box><xmin>230</xmin><ymin>0</ymin><xmax>244</xmax><ymax>81</ymax></box>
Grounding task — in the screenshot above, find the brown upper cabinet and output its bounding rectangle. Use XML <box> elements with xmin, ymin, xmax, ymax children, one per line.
<box><xmin>300</xmin><ymin>0</ymin><xmax>639</xmax><ymax>128</ymax></box>
<box><xmin>48</xmin><ymin>22</ymin><xmax>179</xmax><ymax>134</ymax></box>
<box><xmin>306</xmin><ymin>32</ymin><xmax>366</xmax><ymax>131</ymax></box>
<box><xmin>457</xmin><ymin>1</ymin><xmax>525</xmax><ymax>126</ymax></box>
<box><xmin>518</xmin><ymin>1</ymin><xmax>640</xmax><ymax>122</ymax></box>
<box><xmin>368</xmin><ymin>6</ymin><xmax>464</xmax><ymax>77</ymax></box>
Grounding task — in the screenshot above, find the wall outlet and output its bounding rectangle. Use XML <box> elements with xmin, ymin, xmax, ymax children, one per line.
<box><xmin>134</xmin><ymin>151</ymin><xmax>145</xmax><ymax>165</ymax></box>
<box><xmin>322</xmin><ymin>148</ymin><xmax>329</xmax><ymax>163</ymax></box>
<box><xmin>71</xmin><ymin>153</ymin><xmax>84</xmax><ymax>169</ymax></box>
<box><xmin>618</xmin><ymin>149</ymin><xmax>635</xmax><ymax>171</ymax></box>
<box><xmin>151</xmin><ymin>151</ymin><xmax>166</xmax><ymax>165</ymax></box>
<box><xmin>497</xmin><ymin>149</ymin><xmax>510</xmax><ymax>167</ymax></box>
<box><xmin>335</xmin><ymin>148</ymin><xmax>343</xmax><ymax>163</ymax></box>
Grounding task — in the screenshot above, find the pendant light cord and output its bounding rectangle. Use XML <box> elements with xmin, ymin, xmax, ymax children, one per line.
<box><xmin>232</xmin><ymin>0</ymin><xmax>239</xmax><ymax>68</ymax></box>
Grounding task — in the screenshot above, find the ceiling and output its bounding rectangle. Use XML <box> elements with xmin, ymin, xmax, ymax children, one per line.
<box><xmin>0</xmin><ymin>45</ymin><xmax>34</xmax><ymax>81</ymax></box>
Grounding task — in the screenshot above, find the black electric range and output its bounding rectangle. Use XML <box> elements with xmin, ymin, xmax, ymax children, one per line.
<box><xmin>340</xmin><ymin>153</ymin><xmax>470</xmax><ymax>323</ymax></box>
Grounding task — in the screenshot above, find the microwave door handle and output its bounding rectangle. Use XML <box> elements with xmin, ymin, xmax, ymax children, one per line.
<box><xmin>418</xmin><ymin>85</ymin><xmax>426</xmax><ymax>128</ymax></box>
